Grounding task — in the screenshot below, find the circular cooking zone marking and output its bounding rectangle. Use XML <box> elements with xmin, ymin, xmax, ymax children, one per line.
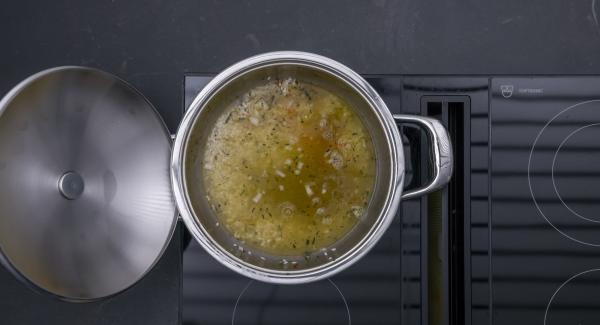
<box><xmin>544</xmin><ymin>268</ymin><xmax>600</xmax><ymax>325</ymax></box>
<box><xmin>231</xmin><ymin>279</ymin><xmax>351</xmax><ymax>325</ymax></box>
<box><xmin>551</xmin><ymin>123</ymin><xmax>600</xmax><ymax>223</ymax></box>
<box><xmin>528</xmin><ymin>100</ymin><xmax>600</xmax><ymax>246</ymax></box>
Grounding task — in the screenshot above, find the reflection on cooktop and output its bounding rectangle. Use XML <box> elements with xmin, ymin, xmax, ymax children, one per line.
<box><xmin>231</xmin><ymin>280</ymin><xmax>350</xmax><ymax>325</ymax></box>
<box><xmin>491</xmin><ymin>77</ymin><xmax>600</xmax><ymax>324</ymax></box>
<box><xmin>182</xmin><ymin>225</ymin><xmax>403</xmax><ymax>325</ymax></box>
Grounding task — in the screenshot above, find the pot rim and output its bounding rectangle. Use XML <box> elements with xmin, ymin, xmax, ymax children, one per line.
<box><xmin>171</xmin><ymin>51</ymin><xmax>404</xmax><ymax>284</ymax></box>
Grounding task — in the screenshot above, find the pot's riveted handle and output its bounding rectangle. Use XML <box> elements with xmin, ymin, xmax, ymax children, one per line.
<box><xmin>393</xmin><ymin>114</ymin><xmax>453</xmax><ymax>199</ymax></box>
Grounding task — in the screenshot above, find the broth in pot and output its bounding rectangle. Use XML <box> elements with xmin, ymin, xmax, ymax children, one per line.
<box><xmin>202</xmin><ymin>78</ymin><xmax>376</xmax><ymax>256</ymax></box>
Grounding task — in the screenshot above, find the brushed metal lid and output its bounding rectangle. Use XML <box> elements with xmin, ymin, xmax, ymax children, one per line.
<box><xmin>0</xmin><ymin>67</ymin><xmax>177</xmax><ymax>301</ymax></box>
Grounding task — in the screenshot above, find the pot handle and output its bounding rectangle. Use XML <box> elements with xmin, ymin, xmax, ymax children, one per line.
<box><xmin>393</xmin><ymin>114</ymin><xmax>453</xmax><ymax>199</ymax></box>
<box><xmin>170</xmin><ymin>132</ymin><xmax>184</xmax><ymax>221</ymax></box>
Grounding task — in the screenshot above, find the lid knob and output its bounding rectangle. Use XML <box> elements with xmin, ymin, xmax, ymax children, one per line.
<box><xmin>58</xmin><ymin>171</ymin><xmax>84</xmax><ymax>200</ymax></box>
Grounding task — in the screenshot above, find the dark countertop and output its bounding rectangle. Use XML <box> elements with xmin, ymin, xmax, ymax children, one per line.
<box><xmin>2</xmin><ymin>0</ymin><xmax>600</xmax><ymax>131</ymax></box>
<box><xmin>1</xmin><ymin>1</ymin><xmax>600</xmax><ymax>324</ymax></box>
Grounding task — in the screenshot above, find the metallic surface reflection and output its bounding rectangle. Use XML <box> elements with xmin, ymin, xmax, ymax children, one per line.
<box><xmin>0</xmin><ymin>67</ymin><xmax>177</xmax><ymax>301</ymax></box>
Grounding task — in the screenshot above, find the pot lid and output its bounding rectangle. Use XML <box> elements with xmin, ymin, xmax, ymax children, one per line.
<box><xmin>0</xmin><ymin>67</ymin><xmax>177</xmax><ymax>301</ymax></box>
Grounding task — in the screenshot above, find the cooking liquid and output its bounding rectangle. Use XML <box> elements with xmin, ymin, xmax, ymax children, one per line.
<box><xmin>202</xmin><ymin>78</ymin><xmax>376</xmax><ymax>256</ymax></box>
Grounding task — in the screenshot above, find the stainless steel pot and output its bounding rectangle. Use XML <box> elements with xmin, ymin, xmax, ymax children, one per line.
<box><xmin>171</xmin><ymin>51</ymin><xmax>453</xmax><ymax>284</ymax></box>
<box><xmin>0</xmin><ymin>52</ymin><xmax>452</xmax><ymax>301</ymax></box>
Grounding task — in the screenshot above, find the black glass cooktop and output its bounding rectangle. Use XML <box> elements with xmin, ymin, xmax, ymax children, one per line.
<box><xmin>491</xmin><ymin>77</ymin><xmax>600</xmax><ymax>325</ymax></box>
<box><xmin>181</xmin><ymin>76</ymin><xmax>417</xmax><ymax>325</ymax></box>
<box><xmin>182</xmin><ymin>75</ymin><xmax>600</xmax><ymax>325</ymax></box>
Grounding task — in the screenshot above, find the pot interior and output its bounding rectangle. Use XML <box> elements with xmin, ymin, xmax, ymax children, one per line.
<box><xmin>182</xmin><ymin>62</ymin><xmax>399</xmax><ymax>275</ymax></box>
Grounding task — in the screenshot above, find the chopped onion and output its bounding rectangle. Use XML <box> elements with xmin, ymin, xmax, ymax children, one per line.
<box><xmin>305</xmin><ymin>184</ymin><xmax>314</xmax><ymax>196</ymax></box>
<box><xmin>252</xmin><ymin>192</ymin><xmax>263</xmax><ymax>203</ymax></box>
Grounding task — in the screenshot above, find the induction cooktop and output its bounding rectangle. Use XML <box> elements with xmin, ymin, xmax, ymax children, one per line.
<box><xmin>180</xmin><ymin>75</ymin><xmax>600</xmax><ymax>325</ymax></box>
<box><xmin>490</xmin><ymin>77</ymin><xmax>600</xmax><ymax>325</ymax></box>
<box><xmin>1</xmin><ymin>74</ymin><xmax>598</xmax><ymax>325</ymax></box>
